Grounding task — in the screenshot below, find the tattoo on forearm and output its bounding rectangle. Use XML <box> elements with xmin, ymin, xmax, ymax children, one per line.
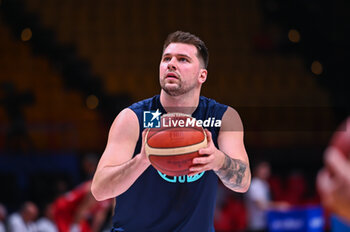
<box><xmin>215</xmin><ymin>154</ymin><xmax>247</xmax><ymax>189</ymax></box>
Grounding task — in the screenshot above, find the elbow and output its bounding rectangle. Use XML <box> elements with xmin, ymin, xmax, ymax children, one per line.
<box><xmin>240</xmin><ymin>173</ymin><xmax>252</xmax><ymax>193</ymax></box>
<box><xmin>232</xmin><ymin>182</ymin><xmax>250</xmax><ymax>193</ymax></box>
<box><xmin>239</xmin><ymin>181</ymin><xmax>250</xmax><ymax>193</ymax></box>
<box><xmin>91</xmin><ymin>191</ymin><xmax>103</xmax><ymax>202</ymax></box>
<box><xmin>91</xmin><ymin>180</ymin><xmax>107</xmax><ymax>201</ymax></box>
<box><xmin>91</xmin><ymin>177</ymin><xmax>121</xmax><ymax>201</ymax></box>
<box><xmin>234</xmin><ymin>174</ymin><xmax>251</xmax><ymax>193</ymax></box>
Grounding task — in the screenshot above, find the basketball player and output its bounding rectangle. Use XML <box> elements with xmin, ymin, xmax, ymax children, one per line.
<box><xmin>91</xmin><ymin>31</ymin><xmax>251</xmax><ymax>231</ymax></box>
<box><xmin>52</xmin><ymin>181</ymin><xmax>112</xmax><ymax>232</ymax></box>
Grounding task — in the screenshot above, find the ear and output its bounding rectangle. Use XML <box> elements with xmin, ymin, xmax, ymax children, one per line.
<box><xmin>198</xmin><ymin>69</ymin><xmax>207</xmax><ymax>84</ymax></box>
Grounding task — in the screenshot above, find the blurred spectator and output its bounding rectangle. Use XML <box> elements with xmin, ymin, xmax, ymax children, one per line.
<box><xmin>7</xmin><ymin>201</ymin><xmax>39</xmax><ymax>232</ymax></box>
<box><xmin>245</xmin><ymin>161</ymin><xmax>289</xmax><ymax>232</ymax></box>
<box><xmin>36</xmin><ymin>202</ymin><xmax>58</xmax><ymax>232</ymax></box>
<box><xmin>317</xmin><ymin>117</ymin><xmax>350</xmax><ymax>221</ymax></box>
<box><xmin>52</xmin><ymin>181</ymin><xmax>112</xmax><ymax>232</ymax></box>
<box><xmin>0</xmin><ymin>203</ymin><xmax>7</xmax><ymax>232</ymax></box>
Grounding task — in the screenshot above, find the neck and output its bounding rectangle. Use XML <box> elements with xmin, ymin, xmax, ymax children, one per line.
<box><xmin>160</xmin><ymin>89</ymin><xmax>200</xmax><ymax>115</ymax></box>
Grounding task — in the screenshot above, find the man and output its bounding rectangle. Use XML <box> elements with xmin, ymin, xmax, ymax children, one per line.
<box><xmin>52</xmin><ymin>153</ymin><xmax>112</xmax><ymax>232</ymax></box>
<box><xmin>36</xmin><ymin>203</ymin><xmax>58</xmax><ymax>232</ymax></box>
<box><xmin>245</xmin><ymin>161</ymin><xmax>289</xmax><ymax>232</ymax></box>
<box><xmin>245</xmin><ymin>161</ymin><xmax>271</xmax><ymax>232</ymax></box>
<box><xmin>8</xmin><ymin>201</ymin><xmax>38</xmax><ymax>232</ymax></box>
<box><xmin>91</xmin><ymin>31</ymin><xmax>251</xmax><ymax>231</ymax></box>
<box><xmin>52</xmin><ymin>181</ymin><xmax>112</xmax><ymax>232</ymax></box>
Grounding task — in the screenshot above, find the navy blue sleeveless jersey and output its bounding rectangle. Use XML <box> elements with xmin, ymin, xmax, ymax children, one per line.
<box><xmin>111</xmin><ymin>95</ymin><xmax>228</xmax><ymax>232</ymax></box>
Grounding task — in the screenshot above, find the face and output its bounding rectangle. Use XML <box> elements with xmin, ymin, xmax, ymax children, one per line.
<box><xmin>159</xmin><ymin>43</ymin><xmax>207</xmax><ymax>96</ymax></box>
<box><xmin>256</xmin><ymin>162</ymin><xmax>271</xmax><ymax>180</ymax></box>
<box><xmin>23</xmin><ymin>203</ymin><xmax>38</xmax><ymax>222</ymax></box>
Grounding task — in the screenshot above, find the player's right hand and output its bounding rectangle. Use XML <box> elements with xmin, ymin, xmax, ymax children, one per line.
<box><xmin>139</xmin><ymin>129</ymin><xmax>151</xmax><ymax>164</ymax></box>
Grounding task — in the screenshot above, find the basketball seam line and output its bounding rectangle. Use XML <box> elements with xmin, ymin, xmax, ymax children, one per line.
<box><xmin>145</xmin><ymin>137</ymin><xmax>207</xmax><ymax>156</ymax></box>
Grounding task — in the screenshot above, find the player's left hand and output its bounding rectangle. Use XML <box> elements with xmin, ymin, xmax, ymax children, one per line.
<box><xmin>189</xmin><ymin>129</ymin><xmax>225</xmax><ymax>176</ymax></box>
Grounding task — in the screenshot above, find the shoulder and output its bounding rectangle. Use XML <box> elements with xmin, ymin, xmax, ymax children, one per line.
<box><xmin>36</xmin><ymin>218</ymin><xmax>51</xmax><ymax>226</ymax></box>
<box><xmin>247</xmin><ymin>178</ymin><xmax>264</xmax><ymax>194</ymax></box>
<box><xmin>0</xmin><ymin>223</ymin><xmax>5</xmax><ymax>232</ymax></box>
<box><xmin>220</xmin><ymin>106</ymin><xmax>243</xmax><ymax>132</ymax></box>
<box><xmin>101</xmin><ymin>108</ymin><xmax>140</xmax><ymax>153</ymax></box>
<box><xmin>109</xmin><ymin>108</ymin><xmax>139</xmax><ymax>134</ymax></box>
<box><xmin>222</xmin><ymin>106</ymin><xmax>240</xmax><ymax>117</ymax></box>
<box><xmin>251</xmin><ymin>178</ymin><xmax>260</xmax><ymax>186</ymax></box>
<box><xmin>114</xmin><ymin>108</ymin><xmax>138</xmax><ymax>124</ymax></box>
<box><xmin>200</xmin><ymin>96</ymin><xmax>228</xmax><ymax>109</ymax></box>
<box><xmin>128</xmin><ymin>95</ymin><xmax>159</xmax><ymax>112</ymax></box>
<box><xmin>8</xmin><ymin>213</ymin><xmax>21</xmax><ymax>223</ymax></box>
<box><xmin>199</xmin><ymin>96</ymin><xmax>228</xmax><ymax>120</ymax></box>
<box><xmin>251</xmin><ymin>178</ymin><xmax>266</xmax><ymax>189</ymax></box>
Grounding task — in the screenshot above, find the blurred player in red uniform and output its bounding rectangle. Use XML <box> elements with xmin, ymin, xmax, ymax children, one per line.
<box><xmin>52</xmin><ymin>181</ymin><xmax>112</xmax><ymax>232</ymax></box>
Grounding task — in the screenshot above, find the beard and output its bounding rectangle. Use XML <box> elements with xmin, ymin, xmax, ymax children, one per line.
<box><xmin>160</xmin><ymin>78</ymin><xmax>196</xmax><ymax>96</ymax></box>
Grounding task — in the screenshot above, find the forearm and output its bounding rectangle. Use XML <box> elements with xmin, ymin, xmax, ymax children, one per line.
<box><xmin>215</xmin><ymin>152</ymin><xmax>251</xmax><ymax>192</ymax></box>
<box><xmin>91</xmin><ymin>154</ymin><xmax>150</xmax><ymax>201</ymax></box>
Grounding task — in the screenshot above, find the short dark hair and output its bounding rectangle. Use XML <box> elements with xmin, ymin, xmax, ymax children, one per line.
<box><xmin>163</xmin><ymin>31</ymin><xmax>209</xmax><ymax>69</ymax></box>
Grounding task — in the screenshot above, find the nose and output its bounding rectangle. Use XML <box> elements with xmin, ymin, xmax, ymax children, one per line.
<box><xmin>167</xmin><ymin>57</ymin><xmax>177</xmax><ymax>71</ymax></box>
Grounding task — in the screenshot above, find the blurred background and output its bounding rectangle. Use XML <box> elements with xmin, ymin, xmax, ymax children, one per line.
<box><xmin>0</xmin><ymin>0</ymin><xmax>349</xmax><ymax>231</ymax></box>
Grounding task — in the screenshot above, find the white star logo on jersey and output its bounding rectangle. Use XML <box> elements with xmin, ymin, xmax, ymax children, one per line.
<box><xmin>150</xmin><ymin>109</ymin><xmax>162</xmax><ymax>122</ymax></box>
<box><xmin>143</xmin><ymin>109</ymin><xmax>162</xmax><ymax>128</ymax></box>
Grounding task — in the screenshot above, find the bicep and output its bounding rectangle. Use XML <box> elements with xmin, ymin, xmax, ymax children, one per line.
<box><xmin>96</xmin><ymin>108</ymin><xmax>140</xmax><ymax>170</ymax></box>
<box><xmin>218</xmin><ymin>107</ymin><xmax>248</xmax><ymax>163</ymax></box>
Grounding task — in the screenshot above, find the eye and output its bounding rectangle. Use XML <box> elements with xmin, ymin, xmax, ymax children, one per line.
<box><xmin>163</xmin><ymin>57</ymin><xmax>171</xmax><ymax>62</ymax></box>
<box><xmin>179</xmin><ymin>57</ymin><xmax>188</xmax><ymax>62</ymax></box>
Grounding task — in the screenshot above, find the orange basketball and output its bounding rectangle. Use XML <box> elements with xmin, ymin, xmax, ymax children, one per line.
<box><xmin>145</xmin><ymin>113</ymin><xmax>207</xmax><ymax>176</ymax></box>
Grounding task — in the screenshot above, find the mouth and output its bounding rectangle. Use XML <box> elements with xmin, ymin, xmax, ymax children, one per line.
<box><xmin>165</xmin><ymin>73</ymin><xmax>179</xmax><ymax>80</ymax></box>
